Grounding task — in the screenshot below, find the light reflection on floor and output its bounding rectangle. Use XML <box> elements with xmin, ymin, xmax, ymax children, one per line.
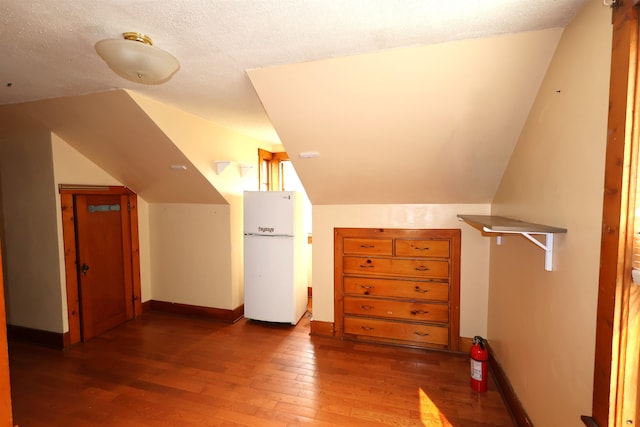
<box><xmin>419</xmin><ymin>387</ymin><xmax>452</xmax><ymax>427</ymax></box>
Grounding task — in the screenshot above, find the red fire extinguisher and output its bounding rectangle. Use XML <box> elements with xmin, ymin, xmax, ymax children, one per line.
<box><xmin>470</xmin><ymin>336</ymin><xmax>488</xmax><ymax>392</ymax></box>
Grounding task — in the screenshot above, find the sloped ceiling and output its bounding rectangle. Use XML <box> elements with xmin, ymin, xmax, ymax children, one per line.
<box><xmin>0</xmin><ymin>91</ymin><xmax>225</xmax><ymax>203</ymax></box>
<box><xmin>0</xmin><ymin>1</ymin><xmax>590</xmax><ymax>205</ymax></box>
<box><xmin>249</xmin><ymin>29</ymin><xmax>562</xmax><ymax>204</ymax></box>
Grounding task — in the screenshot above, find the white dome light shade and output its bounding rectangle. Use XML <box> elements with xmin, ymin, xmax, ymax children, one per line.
<box><xmin>95</xmin><ymin>32</ymin><xmax>179</xmax><ymax>85</ymax></box>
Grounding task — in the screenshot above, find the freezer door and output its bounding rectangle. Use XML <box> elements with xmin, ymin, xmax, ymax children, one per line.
<box><xmin>244</xmin><ymin>235</ymin><xmax>295</xmax><ymax>323</ymax></box>
<box><xmin>244</xmin><ymin>191</ymin><xmax>296</xmax><ymax>236</ymax></box>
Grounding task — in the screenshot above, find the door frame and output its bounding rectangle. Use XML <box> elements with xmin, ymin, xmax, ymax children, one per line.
<box><xmin>59</xmin><ymin>185</ymin><xmax>142</xmax><ymax>345</ymax></box>
<box><xmin>0</xmin><ymin>239</ymin><xmax>13</xmax><ymax>427</ymax></box>
<box><xmin>587</xmin><ymin>2</ymin><xmax>640</xmax><ymax>426</ymax></box>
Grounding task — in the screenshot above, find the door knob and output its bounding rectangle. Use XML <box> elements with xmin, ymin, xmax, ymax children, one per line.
<box><xmin>80</xmin><ymin>263</ymin><xmax>90</xmax><ymax>276</ymax></box>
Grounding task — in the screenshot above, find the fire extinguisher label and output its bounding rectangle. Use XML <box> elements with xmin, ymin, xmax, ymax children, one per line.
<box><xmin>471</xmin><ymin>359</ymin><xmax>483</xmax><ymax>381</ymax></box>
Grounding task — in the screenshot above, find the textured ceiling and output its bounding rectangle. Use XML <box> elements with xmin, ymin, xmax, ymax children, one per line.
<box><xmin>0</xmin><ymin>0</ymin><xmax>588</xmax><ymax>145</ymax></box>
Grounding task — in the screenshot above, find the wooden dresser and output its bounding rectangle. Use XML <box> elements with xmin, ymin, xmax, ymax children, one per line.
<box><xmin>334</xmin><ymin>228</ymin><xmax>461</xmax><ymax>351</ymax></box>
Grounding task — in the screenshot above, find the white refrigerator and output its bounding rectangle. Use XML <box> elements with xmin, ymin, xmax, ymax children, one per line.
<box><xmin>243</xmin><ymin>191</ymin><xmax>308</xmax><ymax>325</ymax></box>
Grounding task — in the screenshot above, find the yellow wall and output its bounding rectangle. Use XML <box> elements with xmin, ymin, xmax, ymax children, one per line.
<box><xmin>0</xmin><ymin>128</ymin><xmax>63</xmax><ymax>332</ymax></box>
<box><xmin>0</xmin><ymin>128</ymin><xmax>155</xmax><ymax>334</ymax></box>
<box><xmin>149</xmin><ymin>203</ymin><xmax>232</xmax><ymax>307</ymax></box>
<box><xmin>0</xmin><ymin>92</ymin><xmax>276</xmax><ymax>333</ymax></box>
<box><xmin>247</xmin><ymin>29</ymin><xmax>562</xmax><ymax>206</ymax></box>
<box><xmin>51</xmin><ymin>134</ymin><xmax>153</xmax><ymax>323</ymax></box>
<box><xmin>312</xmin><ymin>204</ymin><xmax>491</xmax><ymax>337</ymax></box>
<box><xmin>128</xmin><ymin>92</ymin><xmax>272</xmax><ymax>309</ymax></box>
<box><xmin>489</xmin><ymin>2</ymin><xmax>611</xmax><ymax>425</ymax></box>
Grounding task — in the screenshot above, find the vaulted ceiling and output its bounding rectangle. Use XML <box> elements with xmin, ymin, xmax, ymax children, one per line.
<box><xmin>0</xmin><ymin>0</ymin><xmax>589</xmax><ymax>204</ymax></box>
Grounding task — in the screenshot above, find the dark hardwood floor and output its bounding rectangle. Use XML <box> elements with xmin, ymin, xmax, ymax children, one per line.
<box><xmin>8</xmin><ymin>309</ymin><xmax>514</xmax><ymax>426</ymax></box>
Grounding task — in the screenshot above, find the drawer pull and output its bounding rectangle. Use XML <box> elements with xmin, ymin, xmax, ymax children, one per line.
<box><xmin>361</xmin><ymin>326</ymin><xmax>375</xmax><ymax>331</ymax></box>
<box><xmin>360</xmin><ymin>264</ymin><xmax>375</xmax><ymax>269</ymax></box>
<box><xmin>360</xmin><ymin>244</ymin><xmax>375</xmax><ymax>248</ymax></box>
<box><xmin>415</xmin><ymin>266</ymin><xmax>430</xmax><ymax>271</ymax></box>
<box><xmin>413</xmin><ymin>246</ymin><xmax>430</xmax><ymax>251</ymax></box>
<box><xmin>414</xmin><ymin>286</ymin><xmax>430</xmax><ymax>293</ymax></box>
<box><xmin>410</xmin><ymin>310</ymin><xmax>429</xmax><ymax>315</ymax></box>
<box><xmin>414</xmin><ymin>331</ymin><xmax>430</xmax><ymax>337</ymax></box>
<box><xmin>360</xmin><ymin>305</ymin><xmax>375</xmax><ymax>310</ymax></box>
<box><xmin>360</xmin><ymin>285</ymin><xmax>374</xmax><ymax>289</ymax></box>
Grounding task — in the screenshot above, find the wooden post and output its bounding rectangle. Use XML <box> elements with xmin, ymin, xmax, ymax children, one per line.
<box><xmin>0</xmin><ymin>245</ymin><xmax>14</xmax><ymax>427</ymax></box>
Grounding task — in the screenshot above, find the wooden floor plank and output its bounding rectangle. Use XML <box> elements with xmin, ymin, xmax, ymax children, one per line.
<box><xmin>9</xmin><ymin>311</ymin><xmax>514</xmax><ymax>426</ymax></box>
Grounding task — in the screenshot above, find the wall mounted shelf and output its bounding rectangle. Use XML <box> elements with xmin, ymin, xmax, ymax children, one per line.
<box><xmin>457</xmin><ymin>215</ymin><xmax>567</xmax><ymax>272</ymax></box>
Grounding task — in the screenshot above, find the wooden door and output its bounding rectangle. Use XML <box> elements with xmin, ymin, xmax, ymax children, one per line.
<box><xmin>60</xmin><ymin>185</ymin><xmax>142</xmax><ymax>345</ymax></box>
<box><xmin>75</xmin><ymin>194</ymin><xmax>133</xmax><ymax>340</ymax></box>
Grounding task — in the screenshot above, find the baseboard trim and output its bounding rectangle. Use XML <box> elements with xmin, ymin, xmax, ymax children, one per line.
<box><xmin>488</xmin><ymin>343</ymin><xmax>533</xmax><ymax>427</ymax></box>
<box><xmin>149</xmin><ymin>300</ymin><xmax>244</xmax><ymax>323</ymax></box>
<box><xmin>7</xmin><ymin>324</ymin><xmax>70</xmax><ymax>349</ymax></box>
<box><xmin>458</xmin><ymin>336</ymin><xmax>473</xmax><ymax>353</ymax></box>
<box><xmin>141</xmin><ymin>300</ymin><xmax>152</xmax><ymax>313</ymax></box>
<box><xmin>309</xmin><ymin>320</ymin><xmax>334</xmax><ymax>337</ymax></box>
<box><xmin>580</xmin><ymin>416</ymin><xmax>600</xmax><ymax>427</ymax></box>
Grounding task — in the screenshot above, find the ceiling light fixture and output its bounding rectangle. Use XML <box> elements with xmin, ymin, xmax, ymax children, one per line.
<box><xmin>95</xmin><ymin>32</ymin><xmax>180</xmax><ymax>85</ymax></box>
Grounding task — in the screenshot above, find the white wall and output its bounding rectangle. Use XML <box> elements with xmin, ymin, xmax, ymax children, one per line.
<box><xmin>312</xmin><ymin>203</ymin><xmax>491</xmax><ymax>338</ymax></box>
<box><xmin>489</xmin><ymin>1</ymin><xmax>611</xmax><ymax>425</ymax></box>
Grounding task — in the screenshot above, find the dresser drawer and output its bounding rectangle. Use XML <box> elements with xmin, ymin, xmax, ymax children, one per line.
<box><xmin>344</xmin><ymin>316</ymin><xmax>449</xmax><ymax>346</ymax></box>
<box><xmin>344</xmin><ymin>297</ymin><xmax>448</xmax><ymax>323</ymax></box>
<box><xmin>343</xmin><ymin>257</ymin><xmax>449</xmax><ymax>279</ymax></box>
<box><xmin>344</xmin><ymin>277</ymin><xmax>448</xmax><ymax>301</ymax></box>
<box><xmin>343</xmin><ymin>238</ymin><xmax>393</xmax><ymax>256</ymax></box>
<box><xmin>395</xmin><ymin>239</ymin><xmax>450</xmax><ymax>258</ymax></box>
<box><xmin>335</xmin><ymin>228</ymin><xmax>460</xmax><ymax>352</ymax></box>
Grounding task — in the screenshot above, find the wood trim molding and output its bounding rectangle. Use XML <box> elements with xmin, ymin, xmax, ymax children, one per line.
<box><xmin>128</xmin><ymin>195</ymin><xmax>143</xmax><ymax>317</ymax></box>
<box><xmin>591</xmin><ymin>3</ymin><xmax>640</xmax><ymax>425</ymax></box>
<box><xmin>0</xmin><ymin>247</ymin><xmax>13</xmax><ymax>427</ymax></box>
<box><xmin>449</xmin><ymin>231</ymin><xmax>462</xmax><ymax>351</ymax></box>
<box><xmin>58</xmin><ymin>184</ymin><xmax>137</xmax><ymax>195</ymax></box>
<box><xmin>458</xmin><ymin>336</ymin><xmax>474</xmax><ymax>354</ymax></box>
<box><xmin>333</xmin><ymin>228</ymin><xmax>345</xmax><ymax>337</ymax></box>
<box><xmin>150</xmin><ymin>300</ymin><xmax>244</xmax><ymax>324</ymax></box>
<box><xmin>581</xmin><ymin>415</ymin><xmax>601</xmax><ymax>427</ymax></box>
<box><xmin>60</xmin><ymin>192</ymin><xmax>81</xmax><ymax>344</ymax></box>
<box><xmin>309</xmin><ymin>320</ymin><xmax>334</xmax><ymax>337</ymax></box>
<box><xmin>488</xmin><ymin>343</ymin><xmax>533</xmax><ymax>427</ymax></box>
<box><xmin>141</xmin><ymin>300</ymin><xmax>152</xmax><ymax>313</ymax></box>
<box><xmin>6</xmin><ymin>324</ymin><xmax>70</xmax><ymax>350</ymax></box>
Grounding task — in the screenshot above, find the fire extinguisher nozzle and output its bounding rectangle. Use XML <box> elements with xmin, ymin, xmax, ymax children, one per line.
<box><xmin>473</xmin><ymin>336</ymin><xmax>486</xmax><ymax>350</ymax></box>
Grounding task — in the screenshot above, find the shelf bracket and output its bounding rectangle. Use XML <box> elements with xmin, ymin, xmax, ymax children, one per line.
<box><xmin>482</xmin><ymin>227</ymin><xmax>555</xmax><ymax>271</ymax></box>
<box><xmin>457</xmin><ymin>215</ymin><xmax>566</xmax><ymax>272</ymax></box>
